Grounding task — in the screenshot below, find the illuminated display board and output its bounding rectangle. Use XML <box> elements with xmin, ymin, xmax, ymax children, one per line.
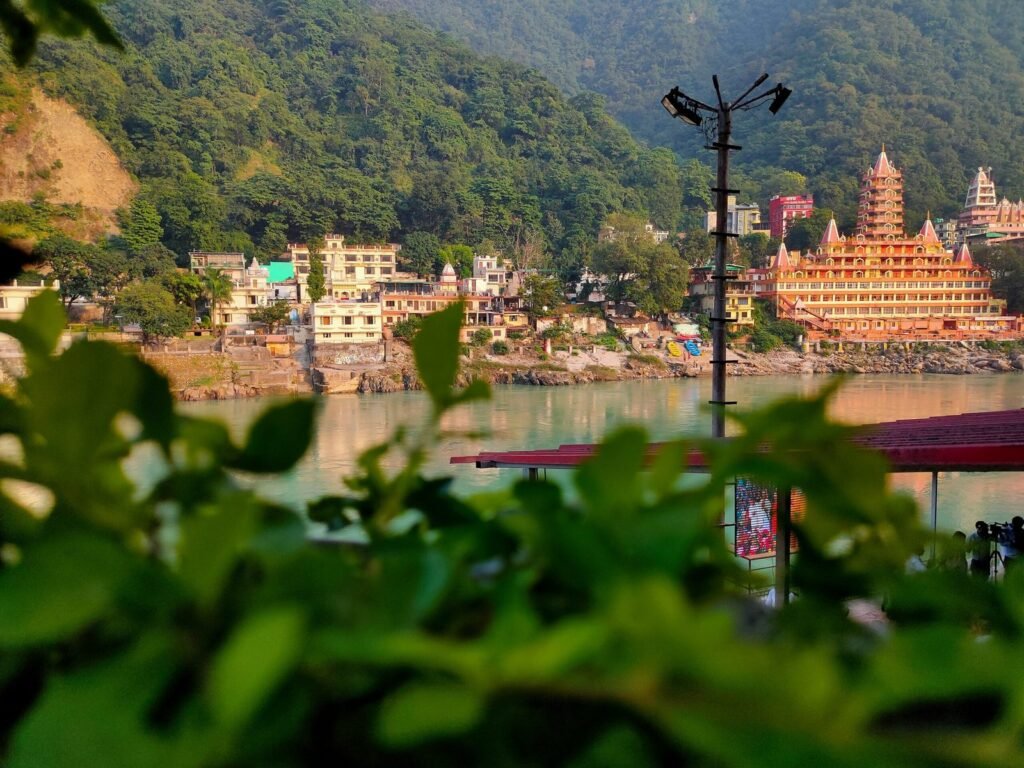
<box><xmin>734</xmin><ymin>478</ymin><xmax>805</xmax><ymax>558</ymax></box>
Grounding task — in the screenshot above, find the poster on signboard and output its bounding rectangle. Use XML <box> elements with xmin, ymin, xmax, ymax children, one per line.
<box><xmin>733</xmin><ymin>478</ymin><xmax>805</xmax><ymax>558</ymax></box>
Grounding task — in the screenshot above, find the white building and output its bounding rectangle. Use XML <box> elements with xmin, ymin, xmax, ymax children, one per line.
<box><xmin>0</xmin><ymin>281</ymin><xmax>59</xmax><ymax>321</ymax></box>
<box><xmin>310</xmin><ymin>300</ymin><xmax>383</xmax><ymax>344</ymax></box>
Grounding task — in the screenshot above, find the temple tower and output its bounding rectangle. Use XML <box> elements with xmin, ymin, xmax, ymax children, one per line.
<box><xmin>855</xmin><ymin>146</ymin><xmax>904</xmax><ymax>238</ymax></box>
<box><xmin>963</xmin><ymin>167</ymin><xmax>997</xmax><ymax>210</ymax></box>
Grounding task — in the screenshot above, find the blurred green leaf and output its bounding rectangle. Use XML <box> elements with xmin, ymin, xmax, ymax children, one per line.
<box><xmin>376</xmin><ymin>681</ymin><xmax>484</xmax><ymax>748</ymax></box>
<box><xmin>206</xmin><ymin>606</ymin><xmax>306</xmax><ymax>729</ymax></box>
<box><xmin>7</xmin><ymin>635</ymin><xmax>182</xmax><ymax>768</ymax></box>
<box><xmin>178</xmin><ymin>497</ymin><xmax>257</xmax><ymax>607</ymax></box>
<box><xmin>575</xmin><ymin>427</ymin><xmax>648</xmax><ymax>521</ymax></box>
<box><xmin>229</xmin><ymin>399</ymin><xmax>316</xmax><ymax>473</ymax></box>
<box><xmin>0</xmin><ymin>532</ymin><xmax>132</xmax><ymax>647</ymax></box>
<box><xmin>412</xmin><ymin>301</ymin><xmax>464</xmax><ymax>410</ymax></box>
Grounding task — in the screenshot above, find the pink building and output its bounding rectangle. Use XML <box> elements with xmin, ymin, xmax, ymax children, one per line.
<box><xmin>768</xmin><ymin>194</ymin><xmax>814</xmax><ymax>239</ymax></box>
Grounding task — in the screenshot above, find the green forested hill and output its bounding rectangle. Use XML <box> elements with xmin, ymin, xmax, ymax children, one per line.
<box><xmin>368</xmin><ymin>0</ymin><xmax>1024</xmax><ymax>229</ymax></box>
<box><xmin>16</xmin><ymin>0</ymin><xmax>686</xmax><ymax>269</ymax></box>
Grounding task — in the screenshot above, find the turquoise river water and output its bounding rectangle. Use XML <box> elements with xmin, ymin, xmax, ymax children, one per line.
<box><xmin>181</xmin><ymin>373</ymin><xmax>1024</xmax><ymax>534</ymax></box>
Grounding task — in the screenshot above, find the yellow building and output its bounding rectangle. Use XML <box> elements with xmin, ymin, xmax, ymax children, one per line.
<box><xmin>688</xmin><ymin>264</ymin><xmax>756</xmax><ymax>326</ymax></box>
<box><xmin>310</xmin><ymin>300</ymin><xmax>383</xmax><ymax>344</ymax></box>
<box><xmin>285</xmin><ymin>235</ymin><xmax>399</xmax><ymax>298</ymax></box>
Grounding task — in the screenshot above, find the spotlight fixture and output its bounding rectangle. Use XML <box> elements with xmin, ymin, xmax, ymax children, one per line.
<box><xmin>768</xmin><ymin>85</ymin><xmax>792</xmax><ymax>115</ymax></box>
<box><xmin>661</xmin><ymin>87</ymin><xmax>703</xmax><ymax>126</ymax></box>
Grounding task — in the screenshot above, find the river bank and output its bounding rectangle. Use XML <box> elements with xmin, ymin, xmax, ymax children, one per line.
<box><xmin>131</xmin><ymin>337</ymin><xmax>1024</xmax><ymax>400</ymax></box>
<box><xmin>310</xmin><ymin>341</ymin><xmax>1024</xmax><ymax>395</ymax></box>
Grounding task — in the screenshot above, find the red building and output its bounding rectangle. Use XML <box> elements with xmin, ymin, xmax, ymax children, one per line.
<box><xmin>768</xmin><ymin>194</ymin><xmax>814</xmax><ymax>239</ymax></box>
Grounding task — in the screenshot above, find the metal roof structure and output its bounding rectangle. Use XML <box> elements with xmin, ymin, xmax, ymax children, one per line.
<box><xmin>450</xmin><ymin>409</ymin><xmax>1024</xmax><ymax>474</ymax></box>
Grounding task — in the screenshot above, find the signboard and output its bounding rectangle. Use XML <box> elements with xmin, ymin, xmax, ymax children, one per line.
<box><xmin>734</xmin><ymin>478</ymin><xmax>806</xmax><ymax>558</ymax></box>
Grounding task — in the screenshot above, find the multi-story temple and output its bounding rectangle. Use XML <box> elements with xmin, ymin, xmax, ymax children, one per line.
<box><xmin>958</xmin><ymin>167</ymin><xmax>1024</xmax><ymax>246</ymax></box>
<box><xmin>768</xmin><ymin>148</ymin><xmax>1018</xmax><ymax>340</ymax></box>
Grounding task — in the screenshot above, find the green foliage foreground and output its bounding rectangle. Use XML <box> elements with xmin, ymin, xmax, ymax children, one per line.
<box><xmin>3</xmin><ymin>295</ymin><xmax>1024</xmax><ymax>767</ymax></box>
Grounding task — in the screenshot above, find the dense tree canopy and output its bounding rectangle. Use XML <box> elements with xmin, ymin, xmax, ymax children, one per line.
<box><xmin>16</xmin><ymin>0</ymin><xmax>691</xmax><ymax>272</ymax></box>
<box><xmin>370</xmin><ymin>0</ymin><xmax>1024</xmax><ymax>230</ymax></box>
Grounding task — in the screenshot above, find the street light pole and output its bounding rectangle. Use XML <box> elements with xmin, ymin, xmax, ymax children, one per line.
<box><xmin>663</xmin><ymin>74</ymin><xmax>790</xmax><ymax>439</ymax></box>
<box><xmin>710</xmin><ymin>102</ymin><xmax>733</xmax><ymax>439</ymax></box>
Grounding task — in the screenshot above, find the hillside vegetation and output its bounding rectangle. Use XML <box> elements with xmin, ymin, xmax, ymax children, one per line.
<box><xmin>368</xmin><ymin>0</ymin><xmax>1024</xmax><ymax>229</ymax></box>
<box><xmin>9</xmin><ymin>0</ymin><xmax>688</xmax><ymax>273</ymax></box>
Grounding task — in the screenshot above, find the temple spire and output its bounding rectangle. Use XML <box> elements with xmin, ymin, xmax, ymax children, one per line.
<box><xmin>871</xmin><ymin>146</ymin><xmax>893</xmax><ymax>177</ymax></box>
<box><xmin>820</xmin><ymin>217</ymin><xmax>841</xmax><ymax>246</ymax></box>
<box><xmin>771</xmin><ymin>241</ymin><xmax>793</xmax><ymax>270</ymax></box>
<box><xmin>918</xmin><ymin>215</ymin><xmax>940</xmax><ymax>244</ymax></box>
<box><xmin>953</xmin><ymin>242</ymin><xmax>974</xmax><ymax>267</ymax></box>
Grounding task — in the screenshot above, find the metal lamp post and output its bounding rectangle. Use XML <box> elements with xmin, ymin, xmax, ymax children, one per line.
<box><xmin>662</xmin><ymin>74</ymin><xmax>791</xmax><ymax>439</ymax></box>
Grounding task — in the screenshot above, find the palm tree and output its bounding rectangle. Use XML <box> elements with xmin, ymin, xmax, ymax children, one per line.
<box><xmin>202</xmin><ymin>267</ymin><xmax>233</xmax><ymax>327</ymax></box>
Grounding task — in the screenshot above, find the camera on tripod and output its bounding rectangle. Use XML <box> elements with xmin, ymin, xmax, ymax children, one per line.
<box><xmin>988</xmin><ymin>521</ymin><xmax>1011</xmax><ymax>543</ymax></box>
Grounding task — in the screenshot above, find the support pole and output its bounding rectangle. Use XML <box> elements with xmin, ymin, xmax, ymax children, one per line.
<box><xmin>775</xmin><ymin>486</ymin><xmax>792</xmax><ymax>605</ymax></box>
<box><xmin>930</xmin><ymin>471</ymin><xmax>939</xmax><ymax>560</ymax></box>
<box><xmin>710</xmin><ymin>106</ymin><xmax>734</xmax><ymax>439</ymax></box>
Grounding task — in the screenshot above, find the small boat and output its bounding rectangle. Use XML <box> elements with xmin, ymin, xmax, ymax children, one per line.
<box><xmin>666</xmin><ymin>340</ymin><xmax>682</xmax><ymax>357</ymax></box>
<box><xmin>684</xmin><ymin>340</ymin><xmax>701</xmax><ymax>356</ymax></box>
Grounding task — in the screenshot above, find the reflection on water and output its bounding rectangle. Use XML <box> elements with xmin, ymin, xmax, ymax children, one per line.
<box><xmin>181</xmin><ymin>373</ymin><xmax>1024</xmax><ymax>533</ymax></box>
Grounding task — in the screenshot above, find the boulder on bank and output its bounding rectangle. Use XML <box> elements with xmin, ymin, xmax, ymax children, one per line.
<box><xmin>179</xmin><ymin>382</ymin><xmax>260</xmax><ymax>400</ymax></box>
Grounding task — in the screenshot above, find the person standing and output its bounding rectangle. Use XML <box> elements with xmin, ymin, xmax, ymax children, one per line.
<box><xmin>967</xmin><ymin>521</ymin><xmax>992</xmax><ymax>578</ymax></box>
<box><xmin>1003</xmin><ymin>517</ymin><xmax>1024</xmax><ymax>571</ymax></box>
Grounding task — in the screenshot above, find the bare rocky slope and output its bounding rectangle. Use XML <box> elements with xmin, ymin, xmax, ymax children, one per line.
<box><xmin>0</xmin><ymin>84</ymin><xmax>136</xmax><ymax>238</ymax></box>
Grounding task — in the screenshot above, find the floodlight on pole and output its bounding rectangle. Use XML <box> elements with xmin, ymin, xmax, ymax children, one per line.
<box><xmin>661</xmin><ymin>87</ymin><xmax>704</xmax><ymax>126</ymax></box>
<box><xmin>662</xmin><ymin>72</ymin><xmax>792</xmax><ymax>603</ymax></box>
<box><xmin>769</xmin><ymin>86</ymin><xmax>792</xmax><ymax>114</ymax></box>
<box><xmin>660</xmin><ymin>74</ymin><xmax>791</xmax><ymax>442</ymax></box>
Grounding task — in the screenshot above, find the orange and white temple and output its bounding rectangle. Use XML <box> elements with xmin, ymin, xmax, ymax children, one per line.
<box><xmin>766</xmin><ymin>148</ymin><xmax>1019</xmax><ymax>340</ymax></box>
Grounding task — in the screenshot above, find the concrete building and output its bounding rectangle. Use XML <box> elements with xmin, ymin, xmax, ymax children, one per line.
<box><xmin>189</xmin><ymin>252</ymin><xmax>247</xmax><ymax>284</ymax></box>
<box><xmin>310</xmin><ymin>300</ymin><xmax>383</xmax><ymax>344</ymax></box>
<box><xmin>688</xmin><ymin>264</ymin><xmax>756</xmax><ymax>326</ymax></box>
<box><xmin>768</xmin><ymin>194</ymin><xmax>814</xmax><ymax>239</ymax></box>
<box><xmin>284</xmin><ymin>235</ymin><xmax>400</xmax><ymax>297</ymax></box>
<box><xmin>216</xmin><ymin>258</ymin><xmax>272</xmax><ymax>326</ymax></box>
<box><xmin>190</xmin><ymin>253</ymin><xmax>273</xmax><ymax>326</ymax></box>
<box><xmin>460</xmin><ymin>253</ymin><xmax>511</xmax><ymax>295</ymax></box>
<box><xmin>705</xmin><ymin>196</ymin><xmax>762</xmax><ymax>236</ymax></box>
<box><xmin>0</xmin><ymin>280</ymin><xmax>59</xmax><ymax>321</ymax></box>
<box><xmin>958</xmin><ymin>167</ymin><xmax>1024</xmax><ymax>246</ymax></box>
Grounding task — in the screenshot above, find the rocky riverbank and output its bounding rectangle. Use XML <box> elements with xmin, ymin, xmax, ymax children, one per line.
<box><xmin>154</xmin><ymin>339</ymin><xmax>1024</xmax><ymax>399</ymax></box>
<box><xmin>312</xmin><ymin>343</ymin><xmax>1024</xmax><ymax>395</ymax></box>
<box><xmin>732</xmin><ymin>345</ymin><xmax>1024</xmax><ymax>377</ymax></box>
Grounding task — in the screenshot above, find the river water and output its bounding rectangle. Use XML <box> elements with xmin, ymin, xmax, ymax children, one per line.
<box><xmin>182</xmin><ymin>373</ymin><xmax>1024</xmax><ymax>533</ymax></box>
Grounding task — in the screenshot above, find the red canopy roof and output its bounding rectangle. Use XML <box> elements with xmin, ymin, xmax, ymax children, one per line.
<box><xmin>450</xmin><ymin>409</ymin><xmax>1024</xmax><ymax>474</ymax></box>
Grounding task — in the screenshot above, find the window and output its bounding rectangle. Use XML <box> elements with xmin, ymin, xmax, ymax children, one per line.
<box><xmin>346</xmin><ymin>254</ymin><xmax>357</xmax><ymax>262</ymax></box>
<box><xmin>343</xmin><ymin>316</ymin><xmax>353</xmax><ymax>325</ymax></box>
<box><xmin>322</xmin><ymin>333</ymin><xmax>332</xmax><ymax>339</ymax></box>
<box><xmin>319</xmin><ymin>317</ymin><xmax>331</xmax><ymax>326</ymax></box>
<box><xmin>364</xmin><ymin>316</ymin><xmax>376</xmax><ymax>324</ymax></box>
